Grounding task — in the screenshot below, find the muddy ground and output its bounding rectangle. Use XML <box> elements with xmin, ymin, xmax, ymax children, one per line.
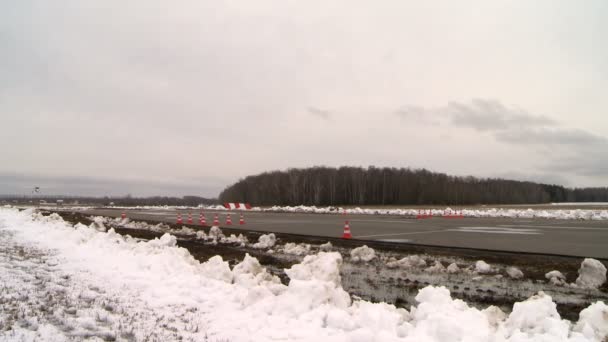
<box><xmin>51</xmin><ymin>211</ymin><xmax>607</xmax><ymax>321</ymax></box>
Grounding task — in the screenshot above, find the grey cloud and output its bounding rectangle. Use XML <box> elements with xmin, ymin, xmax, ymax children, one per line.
<box><xmin>446</xmin><ymin>99</ymin><xmax>557</xmax><ymax>132</ymax></box>
<box><xmin>541</xmin><ymin>152</ymin><xmax>608</xmax><ymax>178</ymax></box>
<box><xmin>395</xmin><ymin>105</ymin><xmax>441</xmax><ymax>125</ymax></box>
<box><xmin>307</xmin><ymin>107</ymin><xmax>331</xmax><ymax>120</ymax></box>
<box><xmin>495</xmin><ymin>128</ymin><xmax>607</xmax><ymax>146</ymax></box>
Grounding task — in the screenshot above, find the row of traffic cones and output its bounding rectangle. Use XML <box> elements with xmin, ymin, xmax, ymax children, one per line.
<box><xmin>416</xmin><ymin>209</ymin><xmax>433</xmax><ymax>219</ymax></box>
<box><xmin>442</xmin><ymin>210</ymin><xmax>464</xmax><ymax>218</ymax></box>
<box><xmin>177</xmin><ymin>213</ymin><xmax>246</xmax><ymax>226</ymax></box>
<box><xmin>123</xmin><ymin>210</ymin><xmax>352</xmax><ymax>239</ymax></box>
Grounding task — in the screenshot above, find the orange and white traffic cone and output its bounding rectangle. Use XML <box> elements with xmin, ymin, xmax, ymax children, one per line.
<box><xmin>342</xmin><ymin>220</ymin><xmax>352</xmax><ymax>239</ymax></box>
<box><xmin>226</xmin><ymin>214</ymin><xmax>233</xmax><ymax>225</ymax></box>
<box><xmin>416</xmin><ymin>209</ymin><xmax>422</xmax><ymax>219</ymax></box>
<box><xmin>176</xmin><ymin>213</ymin><xmax>183</xmax><ymax>224</ymax></box>
<box><xmin>187</xmin><ymin>212</ymin><xmax>193</xmax><ymax>224</ymax></box>
<box><xmin>121</xmin><ymin>211</ymin><xmax>126</xmax><ymax>219</ymax></box>
<box><xmin>239</xmin><ymin>214</ymin><xmax>245</xmax><ymax>225</ymax></box>
<box><xmin>199</xmin><ymin>213</ymin><xmax>206</xmax><ymax>225</ymax></box>
<box><xmin>213</xmin><ymin>214</ymin><xmax>219</xmax><ymax>226</ymax></box>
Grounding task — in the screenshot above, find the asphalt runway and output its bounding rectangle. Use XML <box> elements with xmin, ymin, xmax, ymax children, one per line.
<box><xmin>80</xmin><ymin>208</ymin><xmax>608</xmax><ymax>259</ymax></box>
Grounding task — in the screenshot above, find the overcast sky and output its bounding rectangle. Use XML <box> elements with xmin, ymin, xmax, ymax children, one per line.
<box><xmin>1</xmin><ymin>1</ymin><xmax>607</xmax><ymax>197</ymax></box>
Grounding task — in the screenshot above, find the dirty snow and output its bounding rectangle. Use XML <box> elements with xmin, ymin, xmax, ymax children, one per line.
<box><xmin>1</xmin><ymin>208</ymin><xmax>607</xmax><ymax>342</ymax></box>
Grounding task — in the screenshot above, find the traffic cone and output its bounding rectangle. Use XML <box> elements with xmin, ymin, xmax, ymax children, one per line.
<box><xmin>121</xmin><ymin>211</ymin><xmax>126</xmax><ymax>219</ymax></box>
<box><xmin>416</xmin><ymin>209</ymin><xmax>422</xmax><ymax>219</ymax></box>
<box><xmin>342</xmin><ymin>220</ymin><xmax>352</xmax><ymax>239</ymax></box>
<box><xmin>239</xmin><ymin>214</ymin><xmax>245</xmax><ymax>225</ymax></box>
<box><xmin>176</xmin><ymin>213</ymin><xmax>183</xmax><ymax>224</ymax></box>
<box><xmin>213</xmin><ymin>214</ymin><xmax>219</xmax><ymax>225</ymax></box>
<box><xmin>187</xmin><ymin>212</ymin><xmax>193</xmax><ymax>224</ymax></box>
<box><xmin>199</xmin><ymin>213</ymin><xmax>206</xmax><ymax>225</ymax></box>
<box><xmin>226</xmin><ymin>214</ymin><xmax>233</xmax><ymax>225</ymax></box>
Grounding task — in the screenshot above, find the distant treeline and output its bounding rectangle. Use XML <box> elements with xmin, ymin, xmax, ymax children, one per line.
<box><xmin>0</xmin><ymin>195</ymin><xmax>217</xmax><ymax>207</ymax></box>
<box><xmin>219</xmin><ymin>166</ymin><xmax>608</xmax><ymax>206</ymax></box>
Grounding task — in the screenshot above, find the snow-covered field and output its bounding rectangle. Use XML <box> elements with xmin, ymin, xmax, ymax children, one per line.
<box><xmin>1</xmin><ymin>207</ymin><xmax>607</xmax><ymax>341</ymax></box>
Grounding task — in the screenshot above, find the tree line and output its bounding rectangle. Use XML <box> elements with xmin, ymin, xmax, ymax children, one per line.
<box><xmin>1</xmin><ymin>195</ymin><xmax>217</xmax><ymax>207</ymax></box>
<box><xmin>218</xmin><ymin>166</ymin><xmax>608</xmax><ymax>206</ymax></box>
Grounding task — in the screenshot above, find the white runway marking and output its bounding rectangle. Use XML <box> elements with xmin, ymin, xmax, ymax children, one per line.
<box><xmin>357</xmin><ymin>230</ymin><xmax>446</xmax><ymax>238</ymax></box>
<box><xmin>376</xmin><ymin>239</ymin><xmax>412</xmax><ymax>243</ymax></box>
<box><xmin>450</xmin><ymin>227</ymin><xmax>541</xmax><ymax>235</ymax></box>
<box><xmin>499</xmin><ymin>225</ymin><xmax>607</xmax><ymax>231</ymax></box>
<box><xmin>349</xmin><ymin>219</ymin><xmax>414</xmax><ymax>224</ymax></box>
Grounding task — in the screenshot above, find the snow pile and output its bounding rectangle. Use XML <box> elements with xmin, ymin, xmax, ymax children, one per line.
<box><xmin>232</xmin><ymin>253</ymin><xmax>282</xmax><ymax>290</ymax></box>
<box><xmin>1</xmin><ymin>208</ymin><xmax>608</xmax><ymax>342</ymax></box>
<box><xmin>259</xmin><ymin>205</ymin><xmax>608</xmax><ymax>220</ymax></box>
<box><xmin>475</xmin><ymin>260</ymin><xmax>492</xmax><ymax>274</ymax></box>
<box><xmin>504</xmin><ymin>291</ymin><xmax>575</xmax><ymax>339</ymax></box>
<box><xmin>195</xmin><ymin>230</ymin><xmax>207</xmax><ymax>240</ymax></box>
<box><xmin>350</xmin><ymin>245</ymin><xmax>376</xmax><ymax>262</ymax></box>
<box><xmin>387</xmin><ymin>254</ymin><xmax>428</xmax><ymax>269</ymax></box>
<box><xmin>575</xmin><ymin>302</ymin><xmax>608</xmax><ymax>341</ymax></box>
<box><xmin>447</xmin><ymin>263</ymin><xmax>460</xmax><ymax>274</ymax></box>
<box><xmin>506</xmin><ymin>267</ymin><xmax>524</xmax><ymax>279</ymax></box>
<box><xmin>251</xmin><ymin>233</ymin><xmax>276</xmax><ymax>249</ymax></box>
<box><xmin>208</xmin><ymin>226</ymin><xmax>224</xmax><ymax>239</ymax></box>
<box><xmin>319</xmin><ymin>241</ymin><xmax>333</xmax><ymax>251</ymax></box>
<box><xmin>89</xmin><ymin>216</ymin><xmax>107</xmax><ymax>232</ymax></box>
<box><xmin>546</xmin><ymin>271</ymin><xmax>567</xmax><ymax>286</ymax></box>
<box><xmin>282</xmin><ymin>242</ymin><xmax>311</xmax><ymax>256</ymax></box>
<box><xmin>576</xmin><ymin>258</ymin><xmax>607</xmax><ymax>289</ymax></box>
<box><xmin>221</xmin><ymin>234</ymin><xmax>248</xmax><ymax>246</ymax></box>
<box><xmin>174</xmin><ymin>226</ymin><xmax>197</xmax><ymax>236</ymax></box>
<box><xmin>425</xmin><ymin>261</ymin><xmax>446</xmax><ymax>273</ymax></box>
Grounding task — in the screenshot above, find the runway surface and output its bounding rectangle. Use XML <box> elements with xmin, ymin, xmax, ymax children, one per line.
<box><xmin>80</xmin><ymin>208</ymin><xmax>608</xmax><ymax>259</ymax></box>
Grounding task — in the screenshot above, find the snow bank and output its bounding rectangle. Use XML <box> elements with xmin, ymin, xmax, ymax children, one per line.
<box><xmin>350</xmin><ymin>245</ymin><xmax>376</xmax><ymax>262</ymax></box>
<box><xmin>252</xmin><ymin>233</ymin><xmax>276</xmax><ymax>249</ymax></box>
<box><xmin>1</xmin><ymin>208</ymin><xmax>607</xmax><ymax>342</ymax></box>
<box><xmin>576</xmin><ymin>258</ymin><xmax>607</xmax><ymax>289</ymax></box>
<box><xmin>260</xmin><ymin>205</ymin><xmax>608</xmax><ymax>220</ymax></box>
